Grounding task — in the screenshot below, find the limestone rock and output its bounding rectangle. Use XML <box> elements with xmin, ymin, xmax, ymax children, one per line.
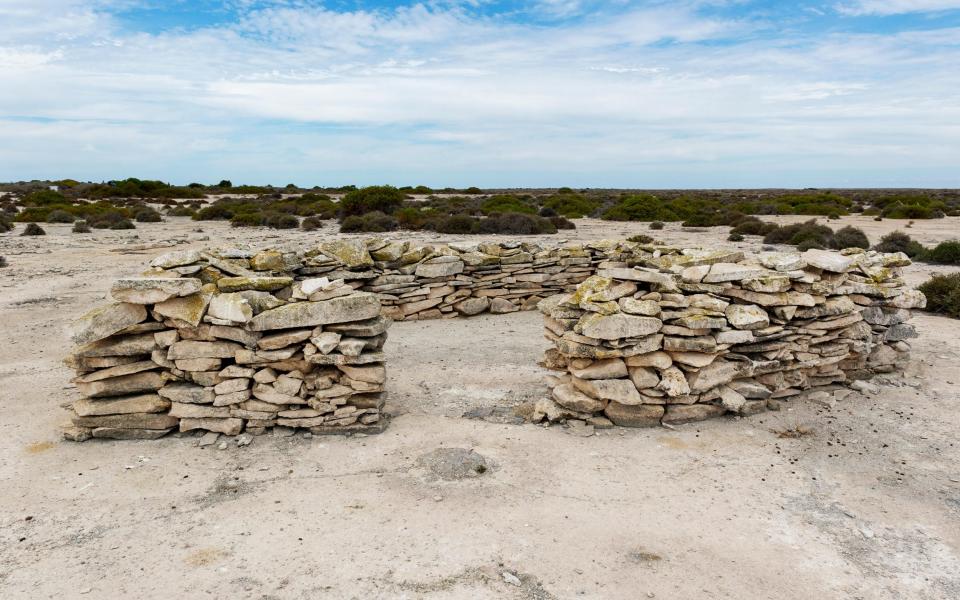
<box><xmin>110</xmin><ymin>278</ymin><xmax>202</xmax><ymax>304</ymax></box>
<box><xmin>576</xmin><ymin>313</ymin><xmax>662</xmax><ymax>341</ymax></box>
<box><xmin>725</xmin><ymin>304</ymin><xmax>769</xmax><ymax>330</ymax></box>
<box><xmin>72</xmin><ymin>393</ymin><xmax>169</xmax><ymax>416</ymax></box>
<box><xmin>454</xmin><ymin>297</ymin><xmax>490</xmax><ymax>316</ymax></box>
<box><xmin>569</xmin><ymin>358</ymin><xmax>628</xmax><ymax>380</ymax></box>
<box><xmin>69</xmin><ymin>302</ymin><xmax>148</xmax><ymax>346</ymax></box>
<box><xmin>628</xmin><ymin>366</ymin><xmax>660</xmax><ymax>389</ymax></box>
<box><xmin>76</xmin><ymin>371</ymin><xmax>165</xmax><ymax>398</ymax></box>
<box><xmin>661</xmin><ymin>404</ymin><xmax>726</xmax><ymax>424</ymax></box>
<box><xmin>249</xmin><ymin>294</ymin><xmax>380</xmax><ymax>331</ymax></box>
<box><xmin>207</xmin><ymin>293</ymin><xmax>253</xmax><ymax>323</ymax></box>
<box><xmin>572</xmin><ymin>376</ymin><xmax>643</xmax><ymax>405</ymax></box>
<box><xmin>552</xmin><ymin>383</ymin><xmax>607</xmax><ymax>412</ymax></box>
<box><xmin>217</xmin><ymin>276</ymin><xmax>293</xmax><ymax>293</ymax></box>
<box><xmin>158</xmin><ymin>383</ymin><xmax>215</xmax><ymax>404</ymax></box>
<box><xmin>153</xmin><ymin>293</ymin><xmax>211</xmax><ymax>327</ymax></box>
<box><xmin>603</xmin><ymin>402</ymin><xmax>664</xmax><ymax>427</ymax></box>
<box><xmin>656</xmin><ymin>367</ymin><xmax>690</xmax><ymax>397</ymax></box>
<box><xmin>318</xmin><ymin>239</ymin><xmax>374</xmax><ymax>268</ymax></box>
<box><xmin>802</xmin><ymin>249</ymin><xmax>854</xmax><ymax>272</ymax></box>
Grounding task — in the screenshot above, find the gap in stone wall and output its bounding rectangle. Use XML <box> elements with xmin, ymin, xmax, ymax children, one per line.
<box><xmin>384</xmin><ymin>312</ymin><xmax>548</xmax><ymax>422</ymax></box>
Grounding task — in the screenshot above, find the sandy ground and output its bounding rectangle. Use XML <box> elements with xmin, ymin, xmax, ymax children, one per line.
<box><xmin>1</xmin><ymin>216</ymin><xmax>959</xmax><ymax>599</ymax></box>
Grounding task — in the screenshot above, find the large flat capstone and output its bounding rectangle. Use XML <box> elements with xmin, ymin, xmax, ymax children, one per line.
<box><xmin>248</xmin><ymin>294</ymin><xmax>381</xmax><ymax>331</ymax></box>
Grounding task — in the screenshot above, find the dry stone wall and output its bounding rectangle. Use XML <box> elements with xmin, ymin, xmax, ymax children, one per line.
<box><xmin>535</xmin><ymin>246</ymin><xmax>925</xmax><ymax>428</ymax></box>
<box><xmin>61</xmin><ymin>238</ymin><xmax>925</xmax><ymax>440</ymax></box>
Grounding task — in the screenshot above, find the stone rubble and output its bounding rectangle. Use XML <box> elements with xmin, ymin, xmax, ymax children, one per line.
<box><xmin>536</xmin><ymin>246</ymin><xmax>924</xmax><ymax>427</ymax></box>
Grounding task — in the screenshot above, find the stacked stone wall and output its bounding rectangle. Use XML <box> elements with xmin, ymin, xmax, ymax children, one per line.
<box><xmin>61</xmin><ymin>238</ymin><xmax>924</xmax><ymax>440</ymax></box>
<box><xmin>535</xmin><ymin>246</ymin><xmax>925</xmax><ymax>427</ymax></box>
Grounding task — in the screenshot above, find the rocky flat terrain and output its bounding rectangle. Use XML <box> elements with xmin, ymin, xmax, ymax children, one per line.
<box><xmin>1</xmin><ymin>216</ymin><xmax>959</xmax><ymax>599</ymax></box>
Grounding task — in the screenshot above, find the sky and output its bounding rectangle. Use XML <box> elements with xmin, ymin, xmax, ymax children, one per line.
<box><xmin>1</xmin><ymin>1</ymin><xmax>959</xmax><ymax>188</ymax></box>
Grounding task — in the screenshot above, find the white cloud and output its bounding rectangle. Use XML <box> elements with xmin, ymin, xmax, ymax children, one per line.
<box><xmin>838</xmin><ymin>1</ymin><xmax>960</xmax><ymax>15</ymax></box>
<box><xmin>0</xmin><ymin>2</ymin><xmax>957</xmax><ymax>186</ymax></box>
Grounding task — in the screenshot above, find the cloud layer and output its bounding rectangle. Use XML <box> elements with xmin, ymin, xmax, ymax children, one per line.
<box><xmin>0</xmin><ymin>0</ymin><xmax>958</xmax><ymax>187</ymax></box>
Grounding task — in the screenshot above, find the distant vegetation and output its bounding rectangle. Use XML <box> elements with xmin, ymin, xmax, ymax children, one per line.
<box><xmin>2</xmin><ymin>181</ymin><xmax>960</xmax><ymax>236</ymax></box>
<box><xmin>919</xmin><ymin>273</ymin><xmax>960</xmax><ymax>319</ymax></box>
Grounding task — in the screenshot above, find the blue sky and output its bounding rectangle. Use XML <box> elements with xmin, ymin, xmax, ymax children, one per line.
<box><xmin>1</xmin><ymin>1</ymin><xmax>959</xmax><ymax>188</ymax></box>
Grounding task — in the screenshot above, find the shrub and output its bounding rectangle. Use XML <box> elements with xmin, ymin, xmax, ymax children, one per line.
<box><xmin>22</xmin><ymin>223</ymin><xmax>46</xmax><ymax>236</ymax></box>
<box><xmin>480</xmin><ymin>194</ymin><xmax>536</xmax><ymax>215</ymax></box>
<box><xmin>340</xmin><ymin>211</ymin><xmax>398</xmax><ymax>233</ymax></box>
<box><xmin>0</xmin><ymin>256</ymin><xmax>6</xmax><ymax>268</ymax></box>
<box><xmin>874</xmin><ymin>231</ymin><xmax>925</xmax><ymax>257</ymax></box>
<box><xmin>649</xmin><ymin>221</ymin><xmax>665</xmax><ymax>230</ymax></box>
<box><xmin>135</xmin><ymin>208</ymin><xmax>162</xmax><ymax>222</ymax></box>
<box><xmin>830</xmin><ymin>226</ymin><xmax>869</xmax><ymax>250</ymax></box>
<box><xmin>89</xmin><ymin>210</ymin><xmax>135</xmax><ymax>229</ymax></box>
<box><xmin>230</xmin><ymin>212</ymin><xmax>264</xmax><ymax>227</ymax></box>
<box><xmin>925</xmin><ymin>241</ymin><xmax>960</xmax><ymax>265</ymax></box>
<box><xmin>339</xmin><ymin>186</ymin><xmax>406</xmax><ymax>219</ymax></box>
<box><xmin>479</xmin><ymin>212</ymin><xmax>556</xmax><ymax>235</ymax></box>
<box><xmin>796</xmin><ymin>239</ymin><xmax>824</xmax><ymax>251</ymax></box>
<box><xmin>301</xmin><ymin>216</ymin><xmax>323</xmax><ymax>231</ymax></box>
<box><xmin>628</xmin><ymin>234</ymin><xmax>655</xmax><ymax>244</ymax></box>
<box><xmin>762</xmin><ymin>220</ymin><xmax>833</xmax><ymax>248</ymax></box>
<box><xmin>541</xmin><ymin>192</ymin><xmax>601</xmax><ymax>218</ymax></box>
<box><xmin>730</xmin><ymin>217</ymin><xmax>777</xmax><ymax>237</ymax></box>
<box><xmin>263</xmin><ymin>212</ymin><xmax>300</xmax><ymax>229</ymax></box>
<box><xmin>72</xmin><ymin>220</ymin><xmax>92</xmax><ymax>233</ymax></box>
<box><xmin>0</xmin><ymin>216</ymin><xmax>13</xmax><ymax>233</ymax></box>
<box><xmin>109</xmin><ymin>219</ymin><xmax>136</xmax><ymax>230</ymax></box>
<box><xmin>167</xmin><ymin>205</ymin><xmax>196</xmax><ymax>217</ymax></box>
<box><xmin>433</xmin><ymin>214</ymin><xmax>478</xmax><ymax>234</ymax></box>
<box><xmin>539</xmin><ymin>206</ymin><xmax>557</xmax><ymax>218</ymax></box>
<box><xmin>918</xmin><ymin>273</ymin><xmax>960</xmax><ymax>318</ymax></box>
<box><xmin>550</xmin><ymin>216</ymin><xmax>576</xmax><ymax>230</ymax></box>
<box><xmin>46</xmin><ymin>209</ymin><xmax>75</xmax><ymax>223</ymax></box>
<box><xmin>728</xmin><ymin>233</ymin><xmax>744</xmax><ymax>242</ymax></box>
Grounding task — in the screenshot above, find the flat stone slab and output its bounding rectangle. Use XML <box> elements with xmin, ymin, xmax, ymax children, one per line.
<box><xmin>110</xmin><ymin>278</ymin><xmax>202</xmax><ymax>304</ymax></box>
<box><xmin>69</xmin><ymin>303</ymin><xmax>147</xmax><ymax>346</ymax></box>
<box><xmin>249</xmin><ymin>294</ymin><xmax>381</xmax><ymax>331</ymax></box>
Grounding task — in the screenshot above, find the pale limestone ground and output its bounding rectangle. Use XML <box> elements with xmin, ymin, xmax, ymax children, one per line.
<box><xmin>1</xmin><ymin>216</ymin><xmax>959</xmax><ymax>599</ymax></box>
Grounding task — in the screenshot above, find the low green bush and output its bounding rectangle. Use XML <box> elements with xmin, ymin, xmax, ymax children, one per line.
<box><xmin>167</xmin><ymin>205</ymin><xmax>196</xmax><ymax>217</ymax></box>
<box><xmin>301</xmin><ymin>216</ymin><xmax>324</xmax><ymax>231</ymax></box>
<box><xmin>480</xmin><ymin>195</ymin><xmax>537</xmax><ymax>215</ymax></box>
<box><xmin>432</xmin><ymin>214</ymin><xmax>478</xmax><ymax>234</ymax></box>
<box><xmin>628</xmin><ymin>234</ymin><xmax>655</xmax><ymax>244</ymax></box>
<box><xmin>874</xmin><ymin>231</ymin><xmax>926</xmax><ymax>257</ymax></box>
<box><xmin>340</xmin><ymin>211</ymin><xmax>398</xmax><ymax>233</ymax></box>
<box><xmin>649</xmin><ymin>221</ymin><xmax>665</xmax><ymax>230</ymax></box>
<box><xmin>22</xmin><ymin>223</ymin><xmax>46</xmax><ymax>236</ymax></box>
<box><xmin>918</xmin><ymin>273</ymin><xmax>960</xmax><ymax>318</ymax></box>
<box><xmin>339</xmin><ymin>186</ymin><xmax>406</xmax><ymax>219</ymax></box>
<box><xmin>478</xmin><ymin>212</ymin><xmax>556</xmax><ymax>234</ymax></box>
<box><xmin>728</xmin><ymin>233</ymin><xmax>744</xmax><ymax>242</ymax></box>
<box><xmin>230</xmin><ymin>212</ymin><xmax>264</xmax><ymax>227</ymax></box>
<box><xmin>763</xmin><ymin>219</ymin><xmax>833</xmax><ymax>247</ymax></box>
<box><xmin>135</xmin><ymin>208</ymin><xmax>162</xmax><ymax>222</ymax></box>
<box><xmin>0</xmin><ymin>256</ymin><xmax>6</xmax><ymax>268</ymax></box>
<box><xmin>0</xmin><ymin>216</ymin><xmax>11</xmax><ymax>233</ymax></box>
<box><xmin>796</xmin><ymin>239</ymin><xmax>824</xmax><ymax>251</ymax></box>
<box><xmin>541</xmin><ymin>192</ymin><xmax>601</xmax><ymax>218</ymax></box>
<box><xmin>925</xmin><ymin>240</ymin><xmax>960</xmax><ymax>265</ymax></box>
<box><xmin>830</xmin><ymin>226</ymin><xmax>870</xmax><ymax>249</ymax></box>
<box><xmin>109</xmin><ymin>219</ymin><xmax>136</xmax><ymax>230</ymax></box>
<box><xmin>551</xmin><ymin>216</ymin><xmax>576</xmax><ymax>230</ymax></box>
<box><xmin>72</xmin><ymin>220</ymin><xmax>92</xmax><ymax>233</ymax></box>
<box><xmin>46</xmin><ymin>209</ymin><xmax>75</xmax><ymax>223</ymax></box>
